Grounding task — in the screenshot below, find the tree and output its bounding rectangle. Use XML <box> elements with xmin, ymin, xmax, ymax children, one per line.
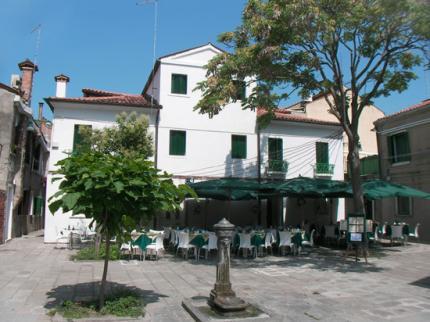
<box><xmin>49</xmin><ymin>112</ymin><xmax>195</xmax><ymax>309</ymax></box>
<box><xmin>195</xmin><ymin>0</ymin><xmax>429</xmax><ymax>214</ymax></box>
<box><xmin>77</xmin><ymin>112</ymin><xmax>153</xmax><ymax>158</ymax></box>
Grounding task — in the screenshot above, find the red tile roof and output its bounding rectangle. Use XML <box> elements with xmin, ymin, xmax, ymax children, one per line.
<box><xmin>45</xmin><ymin>88</ymin><xmax>160</xmax><ymax>111</ymax></box>
<box><xmin>375</xmin><ymin>98</ymin><xmax>430</xmax><ymax>124</ymax></box>
<box><xmin>257</xmin><ymin>108</ymin><xmax>341</xmax><ymax>126</ymax></box>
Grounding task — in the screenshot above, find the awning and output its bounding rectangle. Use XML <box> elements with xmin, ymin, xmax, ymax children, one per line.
<box><xmin>188</xmin><ymin>178</ymin><xmax>264</xmax><ymax>200</ymax></box>
<box><xmin>354</xmin><ymin>179</ymin><xmax>430</xmax><ymax>200</ymax></box>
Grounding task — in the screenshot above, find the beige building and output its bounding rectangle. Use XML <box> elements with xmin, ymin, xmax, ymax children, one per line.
<box><xmin>374</xmin><ymin>99</ymin><xmax>430</xmax><ymax>243</ymax></box>
<box><xmin>288</xmin><ymin>93</ymin><xmax>385</xmax><ymax>174</ymax></box>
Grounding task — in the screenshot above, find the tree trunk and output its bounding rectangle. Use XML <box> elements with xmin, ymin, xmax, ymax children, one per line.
<box><xmin>347</xmin><ymin>136</ymin><xmax>365</xmax><ymax>215</ymax></box>
<box><xmin>99</xmin><ymin>212</ymin><xmax>110</xmax><ymax>309</ymax></box>
<box><xmin>95</xmin><ymin>225</ymin><xmax>102</xmax><ymax>256</ymax></box>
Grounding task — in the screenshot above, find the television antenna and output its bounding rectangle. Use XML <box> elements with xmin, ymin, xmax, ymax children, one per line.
<box><xmin>31</xmin><ymin>24</ymin><xmax>42</xmax><ymax>66</ymax></box>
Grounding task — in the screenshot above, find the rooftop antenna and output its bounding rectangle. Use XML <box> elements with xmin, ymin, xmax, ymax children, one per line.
<box><xmin>31</xmin><ymin>24</ymin><xmax>42</xmax><ymax>66</ymax></box>
<box><xmin>136</xmin><ymin>0</ymin><xmax>159</xmax><ymax>107</ymax></box>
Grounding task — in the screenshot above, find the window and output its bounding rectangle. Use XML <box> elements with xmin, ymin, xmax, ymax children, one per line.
<box><xmin>231</xmin><ymin>135</ymin><xmax>247</xmax><ymax>159</ymax></box>
<box><xmin>232</xmin><ymin>80</ymin><xmax>246</xmax><ymax>101</ymax></box>
<box><xmin>32</xmin><ymin>144</ymin><xmax>40</xmax><ymax>171</ymax></box>
<box><xmin>316</xmin><ymin>142</ymin><xmax>329</xmax><ymax>164</ymax></box>
<box><xmin>32</xmin><ymin>196</ymin><xmax>43</xmax><ymax>216</ymax></box>
<box><xmin>73</xmin><ymin>124</ymin><xmax>92</xmax><ymax>154</ymax></box>
<box><xmin>268</xmin><ymin>138</ymin><xmax>283</xmax><ymax>161</ymax></box>
<box><xmin>388</xmin><ymin>132</ymin><xmax>410</xmax><ymax>164</ymax></box>
<box><xmin>396</xmin><ymin>197</ymin><xmax>411</xmax><ymax>216</ymax></box>
<box><xmin>171</xmin><ymin>74</ymin><xmax>187</xmax><ymax>94</ymax></box>
<box><xmin>169</xmin><ymin>130</ymin><xmax>186</xmax><ymax>155</ymax></box>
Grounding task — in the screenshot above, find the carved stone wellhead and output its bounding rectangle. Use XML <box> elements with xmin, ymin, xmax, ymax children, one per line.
<box><xmin>208</xmin><ymin>218</ymin><xmax>248</xmax><ymax>312</ymax></box>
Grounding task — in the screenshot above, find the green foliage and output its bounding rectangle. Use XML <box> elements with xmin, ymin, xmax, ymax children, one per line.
<box><xmin>49</xmin><ymin>152</ymin><xmax>195</xmax><ymax>239</ymax></box>
<box><xmin>195</xmin><ymin>0</ymin><xmax>430</xmax><ymax>128</ymax></box>
<box><xmin>71</xmin><ymin>244</ymin><xmax>121</xmax><ymax>261</ymax></box>
<box><xmin>79</xmin><ymin>112</ymin><xmax>154</xmax><ymax>159</ymax></box>
<box><xmin>54</xmin><ymin>292</ymin><xmax>144</xmax><ymax>319</ymax></box>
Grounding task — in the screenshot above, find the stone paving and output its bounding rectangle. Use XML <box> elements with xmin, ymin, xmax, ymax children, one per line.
<box><xmin>0</xmin><ymin>231</ymin><xmax>429</xmax><ymax>321</ymax></box>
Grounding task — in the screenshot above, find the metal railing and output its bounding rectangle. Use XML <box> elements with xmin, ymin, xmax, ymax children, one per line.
<box><xmin>314</xmin><ymin>163</ymin><xmax>334</xmax><ymax>175</ymax></box>
<box><xmin>266</xmin><ymin>159</ymin><xmax>289</xmax><ymax>174</ymax></box>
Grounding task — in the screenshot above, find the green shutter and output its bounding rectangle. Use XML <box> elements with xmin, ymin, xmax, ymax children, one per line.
<box><xmin>73</xmin><ymin>124</ymin><xmax>92</xmax><ymax>154</ymax></box>
<box><xmin>316</xmin><ymin>142</ymin><xmax>329</xmax><ymax>164</ymax></box>
<box><xmin>171</xmin><ymin>74</ymin><xmax>187</xmax><ymax>94</ymax></box>
<box><xmin>396</xmin><ymin>132</ymin><xmax>410</xmax><ymax>162</ymax></box>
<box><xmin>268</xmin><ymin>138</ymin><xmax>283</xmax><ymax>160</ymax></box>
<box><xmin>33</xmin><ymin>196</ymin><xmax>43</xmax><ymax>216</ymax></box>
<box><xmin>170</xmin><ymin>130</ymin><xmax>186</xmax><ymax>155</ymax></box>
<box><xmin>231</xmin><ymin>135</ymin><xmax>247</xmax><ymax>159</ymax></box>
<box><xmin>397</xmin><ymin>197</ymin><xmax>410</xmax><ymax>215</ymax></box>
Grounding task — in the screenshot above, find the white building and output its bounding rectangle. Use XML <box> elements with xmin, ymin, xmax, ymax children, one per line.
<box><xmin>44</xmin><ymin>43</ymin><xmax>344</xmax><ymax>242</ymax></box>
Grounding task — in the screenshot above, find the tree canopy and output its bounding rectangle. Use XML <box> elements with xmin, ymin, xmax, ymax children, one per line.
<box><xmin>195</xmin><ymin>0</ymin><xmax>430</xmax><ymax>213</ymax></box>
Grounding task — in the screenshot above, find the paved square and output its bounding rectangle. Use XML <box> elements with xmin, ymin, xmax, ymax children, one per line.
<box><xmin>0</xmin><ymin>232</ymin><xmax>429</xmax><ymax>321</ymax></box>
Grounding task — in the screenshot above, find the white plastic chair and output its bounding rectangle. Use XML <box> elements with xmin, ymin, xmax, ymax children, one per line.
<box><xmin>146</xmin><ymin>234</ymin><xmax>165</xmax><ymax>260</ymax></box>
<box><xmin>55</xmin><ymin>228</ymin><xmax>71</xmax><ymax>249</ymax></box>
<box><xmin>302</xmin><ymin>229</ymin><xmax>315</xmax><ymax>248</ymax></box>
<box><xmin>120</xmin><ymin>242</ymin><xmax>132</xmax><ymax>259</ymax></box>
<box><xmin>278</xmin><ymin>231</ymin><xmax>292</xmax><ymax>256</ymax></box>
<box><xmin>238</xmin><ymin>233</ymin><xmax>255</xmax><ymax>258</ymax></box>
<box><xmin>201</xmin><ymin>233</ymin><xmax>218</xmax><ymax>259</ymax></box>
<box><xmin>408</xmin><ymin>223</ymin><xmax>420</xmax><ymax>241</ymax></box>
<box><xmin>391</xmin><ymin>225</ymin><xmax>404</xmax><ymax>245</ymax></box>
<box><xmin>176</xmin><ymin>232</ymin><xmax>197</xmax><ymax>259</ymax></box>
<box><xmin>259</xmin><ymin>232</ymin><xmax>273</xmax><ymax>256</ymax></box>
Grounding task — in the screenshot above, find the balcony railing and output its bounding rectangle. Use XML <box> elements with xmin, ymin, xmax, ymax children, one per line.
<box><xmin>266</xmin><ymin>159</ymin><xmax>289</xmax><ymax>175</ymax></box>
<box><xmin>314</xmin><ymin>163</ymin><xmax>334</xmax><ymax>176</ymax></box>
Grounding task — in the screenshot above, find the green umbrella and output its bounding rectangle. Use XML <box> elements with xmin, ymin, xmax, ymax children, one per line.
<box><xmin>356</xmin><ymin>179</ymin><xmax>430</xmax><ymax>200</ymax></box>
<box><xmin>188</xmin><ymin>178</ymin><xmax>262</xmax><ymax>191</ymax></box>
<box><xmin>264</xmin><ymin>176</ymin><xmax>350</xmax><ymax>198</ymax></box>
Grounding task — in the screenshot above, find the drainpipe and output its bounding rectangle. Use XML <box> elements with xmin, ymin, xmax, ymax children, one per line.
<box><xmin>257</xmin><ymin>129</ymin><xmax>262</xmax><ymax>226</ymax></box>
<box><xmin>154</xmin><ymin>107</ymin><xmax>160</xmax><ymax>168</ymax></box>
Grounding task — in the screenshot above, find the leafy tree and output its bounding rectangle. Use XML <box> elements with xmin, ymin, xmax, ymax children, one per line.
<box><xmin>195</xmin><ymin>0</ymin><xmax>429</xmax><ymax>213</ymax></box>
<box><xmin>77</xmin><ymin>112</ymin><xmax>153</xmax><ymax>158</ymax></box>
<box><xmin>49</xmin><ymin>153</ymin><xmax>194</xmax><ymax>308</ymax></box>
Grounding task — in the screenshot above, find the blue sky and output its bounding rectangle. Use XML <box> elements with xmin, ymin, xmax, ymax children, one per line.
<box><xmin>1</xmin><ymin>0</ymin><xmax>429</xmax><ymax>120</ymax></box>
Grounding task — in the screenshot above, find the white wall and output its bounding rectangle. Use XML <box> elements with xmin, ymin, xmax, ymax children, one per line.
<box><xmin>44</xmin><ymin>103</ymin><xmax>156</xmax><ymax>243</ymax></box>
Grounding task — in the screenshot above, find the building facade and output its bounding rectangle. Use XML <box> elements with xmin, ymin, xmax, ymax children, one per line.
<box><xmin>374</xmin><ymin>99</ymin><xmax>430</xmax><ymax>243</ymax></box>
<box><xmin>0</xmin><ymin>60</ymin><xmax>48</xmax><ymax>243</ymax></box>
<box><xmin>44</xmin><ymin>44</ymin><xmax>344</xmax><ymax>242</ymax></box>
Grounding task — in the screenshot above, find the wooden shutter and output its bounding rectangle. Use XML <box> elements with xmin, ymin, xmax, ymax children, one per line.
<box><xmin>170</xmin><ymin>130</ymin><xmax>186</xmax><ymax>155</ymax></box>
<box><xmin>268</xmin><ymin>138</ymin><xmax>283</xmax><ymax>160</ymax></box>
<box><xmin>316</xmin><ymin>142</ymin><xmax>329</xmax><ymax>164</ymax></box>
<box><xmin>171</xmin><ymin>74</ymin><xmax>187</xmax><ymax>94</ymax></box>
<box><xmin>396</xmin><ymin>132</ymin><xmax>410</xmax><ymax>162</ymax></box>
<box><xmin>231</xmin><ymin>135</ymin><xmax>247</xmax><ymax>159</ymax></box>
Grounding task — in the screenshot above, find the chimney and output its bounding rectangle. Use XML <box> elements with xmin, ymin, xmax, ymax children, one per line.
<box><xmin>54</xmin><ymin>74</ymin><xmax>70</xmax><ymax>98</ymax></box>
<box><xmin>18</xmin><ymin>59</ymin><xmax>38</xmax><ymax>106</ymax></box>
<box><xmin>38</xmin><ymin>102</ymin><xmax>44</xmax><ymax>121</ymax></box>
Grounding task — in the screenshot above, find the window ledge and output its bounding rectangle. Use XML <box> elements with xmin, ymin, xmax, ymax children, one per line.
<box><xmin>168</xmin><ymin>93</ymin><xmax>190</xmax><ymax>98</ymax></box>
<box><xmin>168</xmin><ymin>155</ymin><xmax>187</xmax><ymax>159</ymax></box>
<box><xmin>392</xmin><ymin>161</ymin><xmax>410</xmax><ymax>167</ymax></box>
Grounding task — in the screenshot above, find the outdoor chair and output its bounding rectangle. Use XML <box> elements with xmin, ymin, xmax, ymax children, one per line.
<box><xmin>145</xmin><ymin>234</ymin><xmax>165</xmax><ymax>260</ymax></box>
<box><xmin>176</xmin><ymin>232</ymin><xmax>197</xmax><ymax>259</ymax></box>
<box><xmin>237</xmin><ymin>233</ymin><xmax>255</xmax><ymax>258</ymax></box>
<box><xmin>368</xmin><ymin>225</ymin><xmax>379</xmax><ymax>244</ymax></box>
<box><xmin>408</xmin><ymin>223</ymin><xmax>420</xmax><ymax>242</ymax></box>
<box><xmin>278</xmin><ymin>231</ymin><xmax>293</xmax><ymax>256</ymax></box>
<box><xmin>120</xmin><ymin>242</ymin><xmax>132</xmax><ymax>259</ymax></box>
<box><xmin>55</xmin><ymin>228</ymin><xmax>71</xmax><ymax>249</ymax></box>
<box><xmin>259</xmin><ymin>232</ymin><xmax>273</xmax><ymax>256</ymax></box>
<box><xmin>201</xmin><ymin>232</ymin><xmax>218</xmax><ymax>259</ymax></box>
<box><xmin>302</xmin><ymin>229</ymin><xmax>316</xmax><ymax>248</ymax></box>
<box><xmin>391</xmin><ymin>225</ymin><xmax>404</xmax><ymax>246</ymax></box>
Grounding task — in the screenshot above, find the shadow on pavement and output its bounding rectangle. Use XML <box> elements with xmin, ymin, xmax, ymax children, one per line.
<box><xmin>410</xmin><ymin>276</ymin><xmax>430</xmax><ymax>289</ymax></box>
<box><xmin>44</xmin><ymin>281</ymin><xmax>168</xmax><ymax>309</ymax></box>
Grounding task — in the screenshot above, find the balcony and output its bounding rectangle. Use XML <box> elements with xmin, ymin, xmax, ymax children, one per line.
<box><xmin>314</xmin><ymin>163</ymin><xmax>334</xmax><ymax>176</ymax></box>
<box><xmin>265</xmin><ymin>160</ymin><xmax>288</xmax><ymax>178</ymax></box>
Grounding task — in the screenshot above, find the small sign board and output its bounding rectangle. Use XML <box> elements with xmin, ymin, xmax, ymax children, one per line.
<box><xmin>350</xmin><ymin>233</ymin><xmax>362</xmax><ymax>242</ymax></box>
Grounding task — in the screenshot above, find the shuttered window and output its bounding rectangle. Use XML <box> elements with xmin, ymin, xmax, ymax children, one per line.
<box><xmin>169</xmin><ymin>130</ymin><xmax>186</xmax><ymax>156</ymax></box>
<box><xmin>388</xmin><ymin>132</ymin><xmax>410</xmax><ymax>164</ymax></box>
<box><xmin>316</xmin><ymin>142</ymin><xmax>329</xmax><ymax>164</ymax></box>
<box><xmin>73</xmin><ymin>124</ymin><xmax>92</xmax><ymax>154</ymax></box>
<box><xmin>268</xmin><ymin>138</ymin><xmax>283</xmax><ymax>160</ymax></box>
<box><xmin>33</xmin><ymin>196</ymin><xmax>43</xmax><ymax>216</ymax></box>
<box><xmin>171</xmin><ymin>74</ymin><xmax>187</xmax><ymax>94</ymax></box>
<box><xmin>397</xmin><ymin>197</ymin><xmax>411</xmax><ymax>216</ymax></box>
<box><xmin>231</xmin><ymin>135</ymin><xmax>247</xmax><ymax>159</ymax></box>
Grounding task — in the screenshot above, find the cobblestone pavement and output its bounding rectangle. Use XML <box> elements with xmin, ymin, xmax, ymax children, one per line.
<box><xmin>0</xmin><ymin>231</ymin><xmax>429</xmax><ymax>321</ymax></box>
